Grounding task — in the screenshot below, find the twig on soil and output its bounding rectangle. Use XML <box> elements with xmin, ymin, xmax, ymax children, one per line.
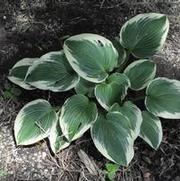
<box><xmin>100</xmin><ymin>0</ymin><xmax>106</xmax><ymax>9</ymax></box>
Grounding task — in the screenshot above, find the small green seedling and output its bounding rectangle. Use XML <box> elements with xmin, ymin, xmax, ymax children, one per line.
<box><xmin>104</xmin><ymin>163</ymin><xmax>119</xmax><ymax>180</ymax></box>
<box><xmin>2</xmin><ymin>82</ymin><xmax>22</xmax><ymax>100</ymax></box>
<box><xmin>8</xmin><ymin>13</ymin><xmax>179</xmax><ymax>166</ymax></box>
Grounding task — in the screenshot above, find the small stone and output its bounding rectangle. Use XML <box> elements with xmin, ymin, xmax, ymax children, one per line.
<box><xmin>11</xmin><ymin>27</ymin><xmax>16</xmax><ymax>32</ymax></box>
<box><xmin>44</xmin><ymin>169</ymin><xmax>48</xmax><ymax>173</ymax></box>
<box><xmin>42</xmin><ymin>152</ymin><xmax>46</xmax><ymax>159</ymax></box>
<box><xmin>143</xmin><ymin>172</ymin><xmax>151</xmax><ymax>178</ymax></box>
<box><xmin>37</xmin><ymin>163</ymin><xmax>42</xmax><ymax>169</ymax></box>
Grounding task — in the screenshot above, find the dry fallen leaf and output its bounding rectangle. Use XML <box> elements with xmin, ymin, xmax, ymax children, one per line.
<box><xmin>78</xmin><ymin>149</ymin><xmax>98</xmax><ymax>176</ymax></box>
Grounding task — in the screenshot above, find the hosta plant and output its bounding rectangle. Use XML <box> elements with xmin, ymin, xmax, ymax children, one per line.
<box><xmin>8</xmin><ymin>13</ymin><xmax>179</xmax><ymax>166</ymax></box>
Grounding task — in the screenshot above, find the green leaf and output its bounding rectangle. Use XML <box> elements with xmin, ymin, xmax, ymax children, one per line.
<box><xmin>75</xmin><ymin>78</ymin><xmax>95</xmax><ymax>97</ymax></box>
<box><xmin>106</xmin><ymin>163</ymin><xmax>119</xmax><ymax>173</ymax></box>
<box><xmin>14</xmin><ymin>99</ymin><xmax>57</xmax><ymax>145</ymax></box>
<box><xmin>112</xmin><ymin>38</ymin><xmax>126</xmax><ymax>66</ymax></box>
<box><xmin>95</xmin><ymin>73</ymin><xmax>130</xmax><ymax>110</ymax></box>
<box><xmin>140</xmin><ymin>111</ymin><xmax>162</xmax><ymax>149</ymax></box>
<box><xmin>63</xmin><ymin>33</ymin><xmax>118</xmax><ymax>83</ymax></box>
<box><xmin>8</xmin><ymin>58</ymin><xmax>38</xmax><ymax>90</ymax></box>
<box><xmin>60</xmin><ymin>94</ymin><xmax>98</xmax><ymax>141</ymax></box>
<box><xmin>110</xmin><ymin>101</ymin><xmax>142</xmax><ymax>138</ymax></box>
<box><xmin>107</xmin><ymin>172</ymin><xmax>116</xmax><ymax>181</ymax></box>
<box><xmin>145</xmin><ymin>78</ymin><xmax>180</xmax><ymax>119</ymax></box>
<box><xmin>25</xmin><ymin>51</ymin><xmax>79</xmax><ymax>92</ymax></box>
<box><xmin>124</xmin><ymin>59</ymin><xmax>156</xmax><ymax>90</ymax></box>
<box><xmin>3</xmin><ymin>91</ymin><xmax>14</xmax><ymax>99</ymax></box>
<box><xmin>120</xmin><ymin>13</ymin><xmax>169</xmax><ymax>58</ymax></box>
<box><xmin>105</xmin><ymin>163</ymin><xmax>119</xmax><ymax>180</ymax></box>
<box><xmin>48</xmin><ymin>120</ymin><xmax>70</xmax><ymax>153</ymax></box>
<box><xmin>91</xmin><ymin>112</ymin><xmax>134</xmax><ymax>166</ymax></box>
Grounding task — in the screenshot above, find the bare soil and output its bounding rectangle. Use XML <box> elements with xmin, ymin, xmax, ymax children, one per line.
<box><xmin>0</xmin><ymin>0</ymin><xmax>180</xmax><ymax>181</ymax></box>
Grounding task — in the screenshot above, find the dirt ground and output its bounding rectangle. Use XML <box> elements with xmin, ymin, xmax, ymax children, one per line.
<box><xmin>0</xmin><ymin>0</ymin><xmax>180</xmax><ymax>180</ymax></box>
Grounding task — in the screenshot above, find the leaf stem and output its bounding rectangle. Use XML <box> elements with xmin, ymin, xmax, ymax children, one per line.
<box><xmin>53</xmin><ymin>106</ymin><xmax>61</xmax><ymax>112</ymax></box>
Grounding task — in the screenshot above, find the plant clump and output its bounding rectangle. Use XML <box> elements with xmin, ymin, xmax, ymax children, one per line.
<box><xmin>8</xmin><ymin>13</ymin><xmax>180</xmax><ymax>166</ymax></box>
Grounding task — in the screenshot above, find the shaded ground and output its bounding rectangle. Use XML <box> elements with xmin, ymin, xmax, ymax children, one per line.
<box><xmin>0</xmin><ymin>0</ymin><xmax>180</xmax><ymax>180</ymax></box>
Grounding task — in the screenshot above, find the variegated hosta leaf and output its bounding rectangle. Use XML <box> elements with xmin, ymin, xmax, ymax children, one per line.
<box><xmin>14</xmin><ymin>99</ymin><xmax>57</xmax><ymax>145</ymax></box>
<box><xmin>75</xmin><ymin>78</ymin><xmax>95</xmax><ymax>97</ymax></box>
<box><xmin>63</xmin><ymin>33</ymin><xmax>118</xmax><ymax>83</ymax></box>
<box><xmin>140</xmin><ymin>111</ymin><xmax>162</xmax><ymax>150</ymax></box>
<box><xmin>124</xmin><ymin>59</ymin><xmax>156</xmax><ymax>90</ymax></box>
<box><xmin>95</xmin><ymin>73</ymin><xmax>130</xmax><ymax>110</ymax></box>
<box><xmin>110</xmin><ymin>101</ymin><xmax>142</xmax><ymax>138</ymax></box>
<box><xmin>59</xmin><ymin>94</ymin><xmax>98</xmax><ymax>141</ymax></box>
<box><xmin>112</xmin><ymin>38</ymin><xmax>126</xmax><ymax>66</ymax></box>
<box><xmin>120</xmin><ymin>13</ymin><xmax>169</xmax><ymax>58</ymax></box>
<box><xmin>8</xmin><ymin>58</ymin><xmax>38</xmax><ymax>90</ymax></box>
<box><xmin>25</xmin><ymin>51</ymin><xmax>79</xmax><ymax>92</ymax></box>
<box><xmin>91</xmin><ymin>112</ymin><xmax>134</xmax><ymax>166</ymax></box>
<box><xmin>145</xmin><ymin>78</ymin><xmax>180</xmax><ymax>119</ymax></box>
<box><xmin>48</xmin><ymin>120</ymin><xmax>70</xmax><ymax>153</ymax></box>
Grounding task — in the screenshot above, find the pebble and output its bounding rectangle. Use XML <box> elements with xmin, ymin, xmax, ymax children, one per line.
<box><xmin>42</xmin><ymin>152</ymin><xmax>47</xmax><ymax>159</ymax></box>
